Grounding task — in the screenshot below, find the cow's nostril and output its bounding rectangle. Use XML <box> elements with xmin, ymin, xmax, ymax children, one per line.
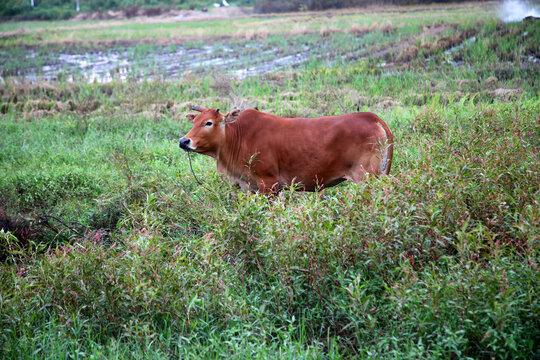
<box><xmin>178</xmin><ymin>138</ymin><xmax>191</xmax><ymax>151</ymax></box>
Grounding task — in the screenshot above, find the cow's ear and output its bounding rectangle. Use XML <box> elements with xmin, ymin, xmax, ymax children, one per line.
<box><xmin>186</xmin><ymin>113</ymin><xmax>197</xmax><ymax>122</ymax></box>
<box><xmin>224</xmin><ymin>108</ymin><xmax>241</xmax><ymax>123</ymax></box>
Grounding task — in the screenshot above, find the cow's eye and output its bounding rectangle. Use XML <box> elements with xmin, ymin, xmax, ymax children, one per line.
<box><xmin>205</xmin><ymin>121</ymin><xmax>213</xmax><ymax>127</ymax></box>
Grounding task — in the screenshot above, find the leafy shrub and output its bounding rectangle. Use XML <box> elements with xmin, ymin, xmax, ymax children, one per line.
<box><xmin>6</xmin><ymin>170</ymin><xmax>102</xmax><ymax>211</ymax></box>
<box><xmin>254</xmin><ymin>0</ymin><xmax>304</xmax><ymax>13</ymax></box>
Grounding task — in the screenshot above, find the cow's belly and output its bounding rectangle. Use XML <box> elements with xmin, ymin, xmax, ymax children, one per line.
<box><xmin>279</xmin><ymin>173</ymin><xmax>347</xmax><ymax>191</ymax></box>
<box><xmin>277</xmin><ymin>153</ymin><xmax>379</xmax><ymax>190</ymax></box>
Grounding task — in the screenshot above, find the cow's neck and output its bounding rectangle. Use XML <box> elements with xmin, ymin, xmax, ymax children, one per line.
<box><xmin>216</xmin><ymin>122</ymin><xmax>244</xmax><ymax>176</ymax></box>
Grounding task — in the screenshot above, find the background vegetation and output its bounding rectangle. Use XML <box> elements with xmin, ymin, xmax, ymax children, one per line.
<box><xmin>254</xmin><ymin>0</ymin><xmax>484</xmax><ymax>13</ymax></box>
<box><xmin>1</xmin><ymin>2</ymin><xmax>539</xmax><ymax>359</ymax></box>
<box><xmin>1</xmin><ymin>0</ymin><xmax>243</xmax><ymax>20</ymax></box>
<box><xmin>2</xmin><ymin>0</ymin><xmax>491</xmax><ymax>20</ymax></box>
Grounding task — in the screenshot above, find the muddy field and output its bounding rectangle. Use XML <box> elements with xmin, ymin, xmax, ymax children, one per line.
<box><xmin>1</xmin><ymin>42</ymin><xmax>312</xmax><ymax>82</ymax></box>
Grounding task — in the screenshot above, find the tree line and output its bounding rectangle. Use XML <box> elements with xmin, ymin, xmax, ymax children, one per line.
<box><xmin>2</xmin><ymin>0</ymin><xmax>488</xmax><ymax>21</ymax></box>
<box><xmin>255</xmin><ymin>0</ymin><xmax>489</xmax><ymax>13</ymax></box>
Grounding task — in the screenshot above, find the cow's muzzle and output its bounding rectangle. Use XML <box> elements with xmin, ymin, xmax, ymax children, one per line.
<box><xmin>179</xmin><ymin>137</ymin><xmax>193</xmax><ymax>152</ymax></box>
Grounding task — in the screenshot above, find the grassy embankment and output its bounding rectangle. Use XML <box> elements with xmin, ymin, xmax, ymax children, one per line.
<box><xmin>1</xmin><ymin>3</ymin><xmax>539</xmax><ymax>359</ymax></box>
<box><xmin>0</xmin><ymin>3</ymin><xmax>491</xmax><ymax>46</ymax></box>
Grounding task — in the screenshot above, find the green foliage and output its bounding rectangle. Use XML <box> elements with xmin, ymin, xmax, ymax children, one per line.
<box><xmin>254</xmin><ymin>0</ymin><xmax>483</xmax><ymax>13</ymax></box>
<box><xmin>1</xmin><ymin>0</ymin><xmax>246</xmax><ymax>20</ymax></box>
<box><xmin>5</xmin><ymin>170</ymin><xmax>102</xmax><ymax>210</ymax></box>
<box><xmin>1</xmin><ymin>0</ymin><xmax>75</xmax><ymax>20</ymax></box>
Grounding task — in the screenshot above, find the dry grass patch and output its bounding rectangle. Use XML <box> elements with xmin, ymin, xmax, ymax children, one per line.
<box><xmin>349</xmin><ymin>24</ymin><xmax>370</xmax><ymax>36</ymax></box>
<box><xmin>491</xmin><ymin>88</ymin><xmax>524</xmax><ymax>101</ymax></box>
<box><xmin>280</xmin><ymin>91</ymin><xmax>299</xmax><ymax>100</ymax></box>
<box><xmin>378</xmin><ymin>21</ymin><xmax>395</xmax><ymax>34</ymax></box>
<box><xmin>209</xmin><ymin>74</ymin><xmax>235</xmax><ymax>96</ymax></box>
<box><xmin>244</xmin><ymin>27</ymin><xmax>270</xmax><ymax>41</ymax></box>
<box><xmin>0</xmin><ymin>28</ymin><xmax>30</xmax><ymax>39</ymax></box>
<box><xmin>1</xmin><ymin>81</ymin><xmax>63</xmax><ymax>101</ymax></box>
<box><xmin>398</xmin><ymin>45</ymin><xmax>419</xmax><ymax>62</ymax></box>
<box><xmin>420</xmin><ymin>30</ymin><xmax>473</xmax><ymax>53</ymax></box>
<box><xmin>456</xmin><ymin>79</ymin><xmax>479</xmax><ymax>91</ymax></box>
<box><xmin>375</xmin><ymin>98</ymin><xmax>402</xmax><ymax>110</ymax></box>
<box><xmin>290</xmin><ymin>25</ymin><xmax>311</xmax><ymax>36</ymax></box>
<box><xmin>320</xmin><ymin>26</ymin><xmax>341</xmax><ymax>37</ymax></box>
<box><xmin>485</xmin><ymin>76</ymin><xmax>499</xmax><ymax>90</ymax></box>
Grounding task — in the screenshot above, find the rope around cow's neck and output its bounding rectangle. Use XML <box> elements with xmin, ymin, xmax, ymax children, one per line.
<box><xmin>187</xmin><ymin>151</ymin><xmax>203</xmax><ymax>186</ymax></box>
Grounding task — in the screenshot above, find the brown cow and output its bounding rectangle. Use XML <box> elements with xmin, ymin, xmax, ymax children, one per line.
<box><xmin>179</xmin><ymin>106</ymin><xmax>393</xmax><ymax>193</ymax></box>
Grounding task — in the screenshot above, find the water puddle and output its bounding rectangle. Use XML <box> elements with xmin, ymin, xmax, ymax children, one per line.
<box><xmin>1</xmin><ymin>43</ymin><xmax>311</xmax><ymax>83</ymax></box>
<box><xmin>443</xmin><ymin>36</ymin><xmax>476</xmax><ymax>66</ymax></box>
<box><xmin>422</xmin><ymin>36</ymin><xmax>477</xmax><ymax>67</ymax></box>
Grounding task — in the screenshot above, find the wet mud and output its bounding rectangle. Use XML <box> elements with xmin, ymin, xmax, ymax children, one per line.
<box><xmin>1</xmin><ymin>43</ymin><xmax>311</xmax><ymax>83</ymax></box>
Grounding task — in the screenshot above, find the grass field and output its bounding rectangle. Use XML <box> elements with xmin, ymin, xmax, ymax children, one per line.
<box><xmin>1</xmin><ymin>2</ymin><xmax>539</xmax><ymax>359</ymax></box>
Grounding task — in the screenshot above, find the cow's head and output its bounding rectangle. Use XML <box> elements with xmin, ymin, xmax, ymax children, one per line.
<box><xmin>179</xmin><ymin>106</ymin><xmax>241</xmax><ymax>155</ymax></box>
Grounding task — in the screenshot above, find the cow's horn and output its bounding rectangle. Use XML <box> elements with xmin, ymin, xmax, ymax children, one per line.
<box><xmin>191</xmin><ymin>105</ymin><xmax>207</xmax><ymax>112</ymax></box>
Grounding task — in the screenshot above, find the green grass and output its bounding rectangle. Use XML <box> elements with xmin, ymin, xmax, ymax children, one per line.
<box><xmin>1</xmin><ymin>3</ymin><xmax>539</xmax><ymax>359</ymax></box>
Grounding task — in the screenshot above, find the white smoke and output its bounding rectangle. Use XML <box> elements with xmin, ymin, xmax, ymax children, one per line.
<box><xmin>499</xmin><ymin>0</ymin><xmax>540</xmax><ymax>22</ymax></box>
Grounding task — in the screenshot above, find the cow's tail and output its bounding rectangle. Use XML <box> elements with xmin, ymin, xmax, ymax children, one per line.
<box><xmin>378</xmin><ymin>118</ymin><xmax>394</xmax><ymax>175</ymax></box>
